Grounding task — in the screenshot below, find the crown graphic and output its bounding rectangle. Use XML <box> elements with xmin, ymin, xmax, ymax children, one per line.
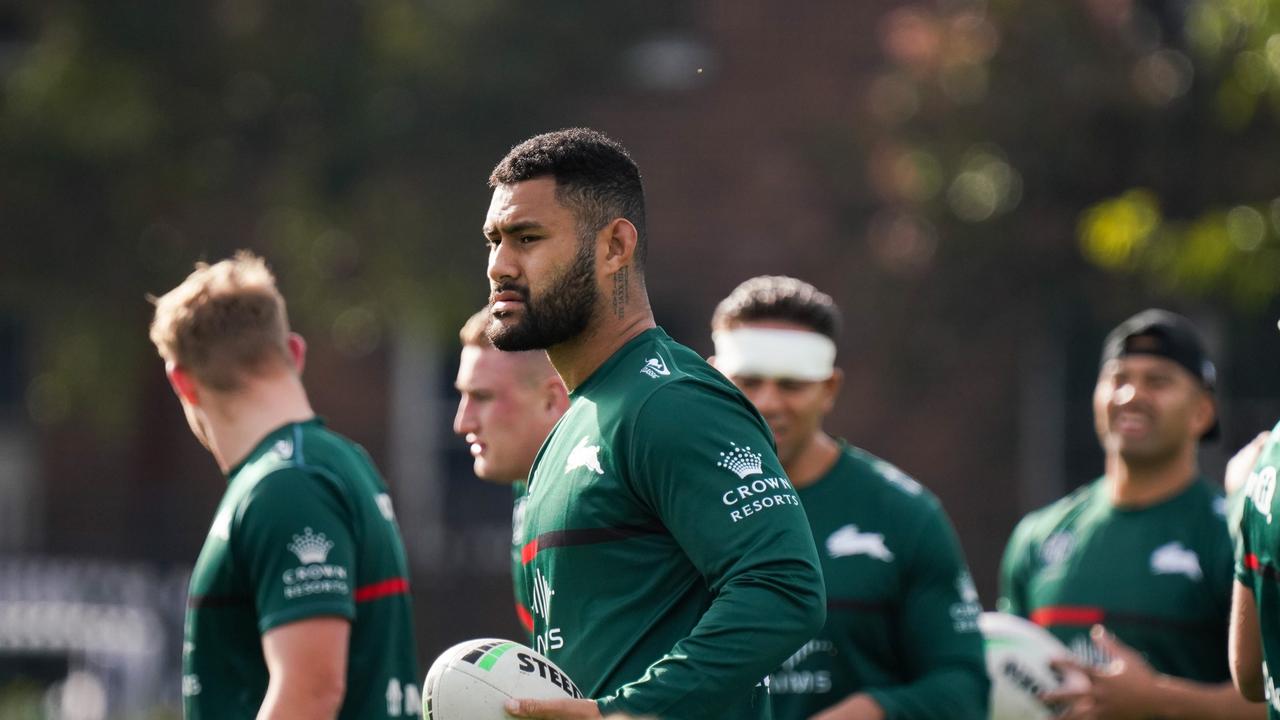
<box><xmin>717</xmin><ymin>442</ymin><xmax>763</xmax><ymax>479</ymax></box>
<box><xmin>288</xmin><ymin>527</ymin><xmax>333</xmax><ymax>565</ymax></box>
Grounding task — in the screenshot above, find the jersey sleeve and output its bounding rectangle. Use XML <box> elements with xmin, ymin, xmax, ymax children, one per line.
<box><xmin>1204</xmin><ymin>492</ymin><xmax>1238</xmax><ymax>617</ymax></box>
<box><xmin>997</xmin><ymin>515</ymin><xmax>1034</xmax><ymax>617</ymax></box>
<box><xmin>595</xmin><ymin>381</ymin><xmax>827</xmax><ymax>719</ymax></box>
<box><xmin>232</xmin><ymin>466</ymin><xmax>357</xmax><ymax>633</ymax></box>
<box><xmin>1236</xmin><ymin>502</ymin><xmax>1256</xmax><ymax>586</ymax></box>
<box><xmin>865</xmin><ymin>503</ymin><xmax>989</xmax><ymax>720</ymax></box>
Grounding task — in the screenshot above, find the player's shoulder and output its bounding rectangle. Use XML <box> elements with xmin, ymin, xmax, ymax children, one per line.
<box><xmin>839</xmin><ymin>443</ymin><xmax>942</xmax><ymax>511</ymax></box>
<box><xmin>1180</xmin><ymin>478</ymin><xmax>1231</xmax><ymax>532</ymax></box>
<box><xmin>1186</xmin><ymin>476</ymin><xmax>1227</xmax><ymax>509</ymax></box>
<box><xmin>609</xmin><ymin>327</ymin><xmax>726</xmax><ymax>388</ymax></box>
<box><xmin>613</xmin><ymin>328</ymin><xmax>757</xmax><ymax>418</ymax></box>
<box><xmin>1011</xmin><ymin>478</ymin><xmax>1103</xmax><ymax>541</ymax></box>
<box><xmin>234</xmin><ymin>425</ymin><xmax>354</xmax><ymax>505</ymax></box>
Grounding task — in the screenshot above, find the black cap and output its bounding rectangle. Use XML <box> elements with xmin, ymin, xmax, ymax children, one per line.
<box><xmin>1100</xmin><ymin>309</ymin><xmax>1219</xmax><ymax>440</ymax></box>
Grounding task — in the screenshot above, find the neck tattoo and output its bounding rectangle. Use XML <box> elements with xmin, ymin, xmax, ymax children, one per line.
<box><xmin>612</xmin><ymin>266</ymin><xmax>629</xmax><ymax>319</ymax></box>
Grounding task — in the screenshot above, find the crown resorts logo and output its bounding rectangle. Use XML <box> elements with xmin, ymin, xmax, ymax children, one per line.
<box><xmin>717</xmin><ymin>442</ymin><xmax>763</xmax><ymax>479</ymax></box>
<box><xmin>288</xmin><ymin>527</ymin><xmax>334</xmax><ymax>565</ymax></box>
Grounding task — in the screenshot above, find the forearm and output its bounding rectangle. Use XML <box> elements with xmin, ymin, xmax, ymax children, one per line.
<box><xmin>599</xmin><ymin>565</ymin><xmax>825</xmax><ymax>719</ymax></box>
<box><xmin>256</xmin><ymin>675</ymin><xmax>344</xmax><ymax>720</ymax></box>
<box><xmin>1147</xmin><ymin>676</ymin><xmax>1264</xmax><ymax>720</ymax></box>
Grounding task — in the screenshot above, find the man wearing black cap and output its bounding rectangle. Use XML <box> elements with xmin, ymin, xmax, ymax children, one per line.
<box><xmin>999</xmin><ymin>309</ymin><xmax>1264</xmax><ymax>718</ymax></box>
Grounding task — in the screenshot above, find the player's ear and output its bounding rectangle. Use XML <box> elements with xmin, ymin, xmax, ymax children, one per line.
<box><xmin>167</xmin><ymin>363</ymin><xmax>201</xmax><ymax>406</ymax></box>
<box><xmin>287</xmin><ymin>332</ymin><xmax>307</xmax><ymax>374</ymax></box>
<box><xmin>821</xmin><ymin>368</ymin><xmax>844</xmax><ymax>412</ymax></box>
<box><xmin>543</xmin><ymin>376</ymin><xmax>569</xmax><ymax>416</ymax></box>
<box><xmin>1193</xmin><ymin>391</ymin><xmax>1215</xmax><ymax>437</ymax></box>
<box><xmin>600</xmin><ymin>217</ymin><xmax>638</xmax><ymax>275</ymax></box>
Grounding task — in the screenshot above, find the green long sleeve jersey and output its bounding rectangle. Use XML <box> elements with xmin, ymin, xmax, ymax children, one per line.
<box><xmin>1234</xmin><ymin>419</ymin><xmax>1280</xmax><ymax>717</ymax></box>
<box><xmin>999</xmin><ymin>476</ymin><xmax>1233</xmax><ymax>683</ymax></box>
<box><xmin>512</xmin><ymin>480</ymin><xmax>534</xmax><ymax>633</ymax></box>
<box><xmin>518</xmin><ymin>328</ymin><xmax>827</xmax><ymax>720</ymax></box>
<box><xmin>770</xmin><ymin>443</ymin><xmax>988</xmax><ymax>720</ymax></box>
<box><xmin>183</xmin><ymin>419</ymin><xmax>421</xmax><ymax>719</ymax></box>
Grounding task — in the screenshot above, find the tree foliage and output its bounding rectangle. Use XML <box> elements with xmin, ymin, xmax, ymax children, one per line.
<box><xmin>855</xmin><ymin>0</ymin><xmax>1280</xmax><ymax>311</ymax></box>
<box><xmin>0</xmin><ymin>0</ymin><xmax>682</xmax><ymax>430</ymax></box>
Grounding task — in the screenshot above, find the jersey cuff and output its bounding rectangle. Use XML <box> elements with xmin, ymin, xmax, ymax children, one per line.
<box><xmin>258</xmin><ymin>601</ymin><xmax>355</xmax><ymax>634</ymax></box>
<box><xmin>864</xmin><ymin>688</ymin><xmax>902</xmax><ymax>720</ymax></box>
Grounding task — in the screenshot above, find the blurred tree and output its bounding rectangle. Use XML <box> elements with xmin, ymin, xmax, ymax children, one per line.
<box><xmin>847</xmin><ymin>0</ymin><xmax>1280</xmax><ymax>314</ymax></box>
<box><xmin>0</xmin><ymin>0</ymin><xmax>688</xmax><ymax>432</ymax></box>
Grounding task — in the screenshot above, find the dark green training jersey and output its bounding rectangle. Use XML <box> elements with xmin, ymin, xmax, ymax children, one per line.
<box><xmin>183</xmin><ymin>419</ymin><xmax>421</xmax><ymax>719</ymax></box>
<box><xmin>1234</xmin><ymin>419</ymin><xmax>1280</xmax><ymax>717</ymax></box>
<box><xmin>770</xmin><ymin>443</ymin><xmax>988</xmax><ymax>720</ymax></box>
<box><xmin>999</xmin><ymin>477</ymin><xmax>1233</xmax><ymax>683</ymax></box>
<box><xmin>518</xmin><ymin>328</ymin><xmax>826</xmax><ymax>720</ymax></box>
<box><xmin>512</xmin><ymin>480</ymin><xmax>534</xmax><ymax>634</ymax></box>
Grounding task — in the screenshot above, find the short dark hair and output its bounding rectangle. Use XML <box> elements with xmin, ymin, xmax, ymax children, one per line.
<box><xmin>712</xmin><ymin>276</ymin><xmax>842</xmax><ymax>341</ymax></box>
<box><xmin>489</xmin><ymin>128</ymin><xmax>647</xmax><ymax>266</ymax></box>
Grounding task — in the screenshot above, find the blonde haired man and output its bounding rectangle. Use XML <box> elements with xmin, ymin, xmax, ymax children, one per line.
<box><xmin>150</xmin><ymin>252</ymin><xmax>420</xmax><ymax>720</ymax></box>
<box><xmin>454</xmin><ymin>307</ymin><xmax>568</xmax><ymax>633</ymax></box>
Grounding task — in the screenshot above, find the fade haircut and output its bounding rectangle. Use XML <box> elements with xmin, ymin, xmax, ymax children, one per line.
<box><xmin>489</xmin><ymin>127</ymin><xmax>647</xmax><ymax>267</ymax></box>
<box><xmin>712</xmin><ymin>276</ymin><xmax>842</xmax><ymax>341</ymax></box>
<box><xmin>149</xmin><ymin>251</ymin><xmax>293</xmax><ymax>392</ymax></box>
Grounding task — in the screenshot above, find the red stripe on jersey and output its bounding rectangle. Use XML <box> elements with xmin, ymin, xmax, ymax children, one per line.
<box><xmin>521</xmin><ymin>539</ymin><xmax>539</xmax><ymax>565</ymax></box>
<box><xmin>516</xmin><ymin>603</ymin><xmax>534</xmax><ymax>633</ymax></box>
<box><xmin>354</xmin><ymin>577</ymin><xmax>409</xmax><ymax>603</ymax></box>
<box><xmin>1247</xmin><ymin>553</ymin><xmax>1261</xmax><ymax>571</ymax></box>
<box><xmin>1031</xmin><ymin>606</ymin><xmax>1105</xmax><ymax>627</ymax></box>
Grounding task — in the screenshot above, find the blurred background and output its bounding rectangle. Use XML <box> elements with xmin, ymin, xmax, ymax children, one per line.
<box><xmin>3</xmin><ymin>0</ymin><xmax>1280</xmax><ymax>716</ymax></box>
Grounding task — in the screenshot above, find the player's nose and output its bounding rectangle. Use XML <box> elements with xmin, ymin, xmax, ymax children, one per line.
<box><xmin>487</xmin><ymin>240</ymin><xmax>520</xmax><ymax>284</ymax></box>
<box><xmin>453</xmin><ymin>399</ymin><xmax>477</xmax><ymax>435</ymax></box>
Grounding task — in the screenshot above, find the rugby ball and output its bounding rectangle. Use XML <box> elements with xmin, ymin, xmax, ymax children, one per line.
<box><xmin>980</xmin><ymin>612</ymin><xmax>1090</xmax><ymax>720</ymax></box>
<box><xmin>423</xmin><ymin>638</ymin><xmax>584</xmax><ymax>720</ymax></box>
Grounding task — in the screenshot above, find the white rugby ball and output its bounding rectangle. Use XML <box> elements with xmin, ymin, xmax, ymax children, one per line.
<box><xmin>980</xmin><ymin>612</ymin><xmax>1090</xmax><ymax>720</ymax></box>
<box><xmin>423</xmin><ymin>638</ymin><xmax>584</xmax><ymax>720</ymax></box>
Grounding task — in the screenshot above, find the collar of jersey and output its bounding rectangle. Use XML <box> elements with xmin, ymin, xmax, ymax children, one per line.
<box><xmin>569</xmin><ymin>327</ymin><xmax>670</xmax><ymax>398</ymax></box>
<box><xmin>226</xmin><ymin>416</ymin><xmax>324</xmax><ymax>479</ymax></box>
<box><xmin>1097</xmin><ymin>473</ymin><xmax>1208</xmax><ymax>516</ymax></box>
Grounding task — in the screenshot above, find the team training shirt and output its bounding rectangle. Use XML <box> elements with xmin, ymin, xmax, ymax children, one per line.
<box><xmin>183</xmin><ymin>419</ymin><xmax>421</xmax><ymax>719</ymax></box>
<box><xmin>771</xmin><ymin>442</ymin><xmax>988</xmax><ymax>720</ymax></box>
<box><xmin>518</xmin><ymin>327</ymin><xmax>826</xmax><ymax>720</ymax></box>
<box><xmin>999</xmin><ymin>476</ymin><xmax>1233</xmax><ymax>682</ymax></box>
<box><xmin>1235</xmin><ymin>419</ymin><xmax>1280</xmax><ymax>717</ymax></box>
<box><xmin>512</xmin><ymin>480</ymin><xmax>533</xmax><ymax>633</ymax></box>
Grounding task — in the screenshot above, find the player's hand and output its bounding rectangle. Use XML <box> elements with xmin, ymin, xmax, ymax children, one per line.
<box><xmin>1226</xmin><ymin>432</ymin><xmax>1270</xmax><ymax>495</ymax></box>
<box><xmin>1042</xmin><ymin>625</ymin><xmax>1157</xmax><ymax>720</ymax></box>
<box><xmin>808</xmin><ymin>693</ymin><xmax>885</xmax><ymax>720</ymax></box>
<box><xmin>505</xmin><ymin>697</ymin><xmax>602</xmax><ymax>719</ymax></box>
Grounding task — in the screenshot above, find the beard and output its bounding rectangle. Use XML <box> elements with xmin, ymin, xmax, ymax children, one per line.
<box><xmin>487</xmin><ymin>239</ymin><xmax>598</xmax><ymax>351</ymax></box>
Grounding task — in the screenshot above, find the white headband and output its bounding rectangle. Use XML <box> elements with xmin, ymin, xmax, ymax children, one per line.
<box><xmin>713</xmin><ymin>327</ymin><xmax>836</xmax><ymax>381</ymax></box>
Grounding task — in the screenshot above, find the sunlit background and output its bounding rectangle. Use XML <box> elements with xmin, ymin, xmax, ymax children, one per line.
<box><xmin>3</xmin><ymin>0</ymin><xmax>1280</xmax><ymax>716</ymax></box>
